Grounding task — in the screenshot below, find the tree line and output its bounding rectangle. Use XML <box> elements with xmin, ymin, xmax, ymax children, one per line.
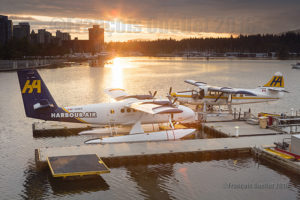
<box><xmin>107</xmin><ymin>33</ymin><xmax>300</xmax><ymax>58</ymax></box>
<box><xmin>1</xmin><ymin>32</ymin><xmax>300</xmax><ymax>59</ymax></box>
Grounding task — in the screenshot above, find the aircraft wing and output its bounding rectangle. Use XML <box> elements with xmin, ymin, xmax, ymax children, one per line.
<box><xmin>184</xmin><ymin>80</ymin><xmax>207</xmax><ymax>87</ymax></box>
<box><xmin>185</xmin><ymin>80</ymin><xmax>257</xmax><ymax>96</ymax></box>
<box><xmin>268</xmin><ymin>88</ymin><xmax>289</xmax><ymax>93</ymax></box>
<box><xmin>128</xmin><ymin>102</ymin><xmax>183</xmax><ymax>114</ymax></box>
<box><xmin>104</xmin><ymin>88</ymin><xmax>128</xmax><ymax>100</ymax></box>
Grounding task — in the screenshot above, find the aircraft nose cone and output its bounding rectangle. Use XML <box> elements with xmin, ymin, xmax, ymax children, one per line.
<box><xmin>171</xmin><ymin>92</ymin><xmax>177</xmax><ymax>97</ymax></box>
<box><xmin>186</xmin><ymin>106</ymin><xmax>195</xmax><ymax>120</ymax></box>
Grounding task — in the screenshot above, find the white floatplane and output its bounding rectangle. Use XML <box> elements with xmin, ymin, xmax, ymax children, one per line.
<box><xmin>17</xmin><ymin>69</ymin><xmax>196</xmax><ymax>144</ymax></box>
<box><xmin>169</xmin><ymin>72</ymin><xmax>288</xmax><ymax>112</ymax></box>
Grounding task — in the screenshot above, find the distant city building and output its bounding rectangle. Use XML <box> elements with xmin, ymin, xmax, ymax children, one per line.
<box><xmin>0</xmin><ymin>15</ymin><xmax>13</xmax><ymax>45</ymax></box>
<box><xmin>88</xmin><ymin>25</ymin><xmax>104</xmax><ymax>52</ymax></box>
<box><xmin>13</xmin><ymin>22</ymin><xmax>30</xmax><ymax>40</ymax></box>
<box><xmin>30</xmin><ymin>30</ymin><xmax>37</xmax><ymax>43</ymax></box>
<box><xmin>56</xmin><ymin>30</ymin><xmax>71</xmax><ymax>41</ymax></box>
<box><xmin>63</xmin><ymin>25</ymin><xmax>105</xmax><ymax>53</ymax></box>
<box><xmin>37</xmin><ymin>29</ymin><xmax>52</xmax><ymax>44</ymax></box>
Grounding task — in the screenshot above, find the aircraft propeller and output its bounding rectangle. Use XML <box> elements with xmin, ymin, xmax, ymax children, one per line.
<box><xmin>168</xmin><ymin>87</ymin><xmax>172</xmax><ymax>95</ymax></box>
<box><xmin>149</xmin><ymin>91</ymin><xmax>157</xmax><ymax>98</ymax></box>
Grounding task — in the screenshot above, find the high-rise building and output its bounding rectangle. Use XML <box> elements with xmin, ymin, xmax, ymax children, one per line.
<box><xmin>0</xmin><ymin>15</ymin><xmax>13</xmax><ymax>45</ymax></box>
<box><xmin>13</xmin><ymin>22</ymin><xmax>30</xmax><ymax>40</ymax></box>
<box><xmin>88</xmin><ymin>25</ymin><xmax>104</xmax><ymax>52</ymax></box>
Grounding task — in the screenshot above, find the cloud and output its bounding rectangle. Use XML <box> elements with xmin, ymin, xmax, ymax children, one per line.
<box><xmin>1</xmin><ymin>0</ymin><xmax>299</xmax><ymax>34</ymax></box>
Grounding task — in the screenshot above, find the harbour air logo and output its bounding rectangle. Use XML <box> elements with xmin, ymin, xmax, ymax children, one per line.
<box><xmin>51</xmin><ymin>112</ymin><xmax>97</xmax><ymax>118</ymax></box>
<box><xmin>270</xmin><ymin>76</ymin><xmax>282</xmax><ymax>87</ymax></box>
<box><xmin>22</xmin><ymin>80</ymin><xmax>41</xmax><ymax>94</ymax></box>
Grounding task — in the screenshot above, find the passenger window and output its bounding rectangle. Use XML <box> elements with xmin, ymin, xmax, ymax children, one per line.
<box><xmin>127</xmin><ymin>108</ymin><xmax>131</xmax><ymax>113</ymax></box>
<box><xmin>121</xmin><ymin>108</ymin><xmax>125</xmax><ymax>113</ymax></box>
<box><xmin>110</xmin><ymin>109</ymin><xmax>115</xmax><ymax>114</ymax></box>
<box><xmin>133</xmin><ymin>109</ymin><xmax>137</xmax><ymax>112</ymax></box>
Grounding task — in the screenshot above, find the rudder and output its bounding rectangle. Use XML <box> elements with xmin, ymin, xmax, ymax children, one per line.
<box><xmin>17</xmin><ymin>69</ymin><xmax>58</xmax><ymax>119</ymax></box>
<box><xmin>263</xmin><ymin>72</ymin><xmax>284</xmax><ymax>88</ymax></box>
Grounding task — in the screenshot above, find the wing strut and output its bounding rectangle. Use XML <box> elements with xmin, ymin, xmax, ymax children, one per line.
<box><xmin>129</xmin><ymin>120</ymin><xmax>144</xmax><ymax>135</ymax></box>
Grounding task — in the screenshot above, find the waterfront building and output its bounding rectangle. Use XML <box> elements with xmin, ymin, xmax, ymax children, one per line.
<box><xmin>88</xmin><ymin>25</ymin><xmax>104</xmax><ymax>52</ymax></box>
<box><xmin>63</xmin><ymin>25</ymin><xmax>105</xmax><ymax>53</ymax></box>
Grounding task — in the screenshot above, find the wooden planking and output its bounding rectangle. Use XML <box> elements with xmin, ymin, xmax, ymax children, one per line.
<box><xmin>205</xmin><ymin>121</ymin><xmax>279</xmax><ymax>137</ymax></box>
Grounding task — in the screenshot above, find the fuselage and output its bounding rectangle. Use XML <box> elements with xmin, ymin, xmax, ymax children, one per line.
<box><xmin>172</xmin><ymin>87</ymin><xmax>284</xmax><ymax>105</ymax></box>
<box><xmin>60</xmin><ymin>99</ymin><xmax>195</xmax><ymax>125</ymax></box>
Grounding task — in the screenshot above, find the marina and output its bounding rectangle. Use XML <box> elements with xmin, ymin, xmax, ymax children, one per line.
<box><xmin>1</xmin><ymin>58</ymin><xmax>300</xmax><ymax>199</ymax></box>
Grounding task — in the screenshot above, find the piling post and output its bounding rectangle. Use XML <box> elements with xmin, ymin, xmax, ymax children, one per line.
<box><xmin>235</xmin><ymin>126</ymin><xmax>239</xmax><ymax>137</ymax></box>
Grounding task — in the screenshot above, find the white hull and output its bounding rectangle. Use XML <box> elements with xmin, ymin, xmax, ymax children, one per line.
<box><xmin>85</xmin><ymin>129</ymin><xmax>196</xmax><ymax>144</ymax></box>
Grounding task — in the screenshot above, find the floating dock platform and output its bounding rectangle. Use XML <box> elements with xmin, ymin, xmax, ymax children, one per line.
<box><xmin>36</xmin><ymin>134</ymin><xmax>290</xmax><ymax>167</ymax></box>
<box><xmin>47</xmin><ymin>154</ymin><xmax>110</xmax><ymax>178</ymax></box>
<box><xmin>34</xmin><ymin>117</ymin><xmax>300</xmax><ymax>176</ymax></box>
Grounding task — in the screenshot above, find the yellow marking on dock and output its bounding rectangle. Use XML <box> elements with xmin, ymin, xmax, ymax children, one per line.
<box><xmin>264</xmin><ymin>148</ymin><xmax>295</xmax><ymax>160</ymax></box>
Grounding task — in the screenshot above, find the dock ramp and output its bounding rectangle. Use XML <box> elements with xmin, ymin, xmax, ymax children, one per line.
<box><xmin>47</xmin><ymin>154</ymin><xmax>110</xmax><ymax>178</ymax></box>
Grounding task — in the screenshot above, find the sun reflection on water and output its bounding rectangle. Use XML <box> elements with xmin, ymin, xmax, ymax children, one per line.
<box><xmin>105</xmin><ymin>57</ymin><xmax>134</xmax><ymax>89</ymax></box>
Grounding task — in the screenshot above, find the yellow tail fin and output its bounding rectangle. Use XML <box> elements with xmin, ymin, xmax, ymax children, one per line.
<box><xmin>264</xmin><ymin>72</ymin><xmax>284</xmax><ymax>88</ymax></box>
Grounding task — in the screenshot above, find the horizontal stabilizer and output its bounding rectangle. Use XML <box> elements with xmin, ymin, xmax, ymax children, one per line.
<box><xmin>104</xmin><ymin>88</ymin><xmax>128</xmax><ymax>100</ymax></box>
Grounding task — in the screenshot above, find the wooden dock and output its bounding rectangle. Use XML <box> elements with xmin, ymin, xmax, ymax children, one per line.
<box><xmin>204</xmin><ymin>121</ymin><xmax>280</xmax><ymax>137</ymax></box>
<box><xmin>36</xmin><ymin>134</ymin><xmax>290</xmax><ymax>166</ymax></box>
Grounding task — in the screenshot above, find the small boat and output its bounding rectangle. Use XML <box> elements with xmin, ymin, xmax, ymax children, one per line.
<box><xmin>291</xmin><ymin>62</ymin><xmax>300</xmax><ymax>69</ymax></box>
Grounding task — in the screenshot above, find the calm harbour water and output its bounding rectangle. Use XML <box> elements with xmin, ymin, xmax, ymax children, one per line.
<box><xmin>0</xmin><ymin>57</ymin><xmax>300</xmax><ymax>200</ymax></box>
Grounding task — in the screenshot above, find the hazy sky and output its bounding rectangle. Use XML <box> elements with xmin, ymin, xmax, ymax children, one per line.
<box><xmin>1</xmin><ymin>0</ymin><xmax>300</xmax><ymax>41</ymax></box>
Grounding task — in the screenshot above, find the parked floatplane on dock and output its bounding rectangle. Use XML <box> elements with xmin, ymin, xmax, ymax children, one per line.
<box><xmin>170</xmin><ymin>72</ymin><xmax>288</xmax><ymax>112</ymax></box>
<box><xmin>17</xmin><ymin>69</ymin><xmax>195</xmax><ymax>144</ymax></box>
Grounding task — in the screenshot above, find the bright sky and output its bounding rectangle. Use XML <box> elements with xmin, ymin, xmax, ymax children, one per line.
<box><xmin>1</xmin><ymin>0</ymin><xmax>300</xmax><ymax>41</ymax></box>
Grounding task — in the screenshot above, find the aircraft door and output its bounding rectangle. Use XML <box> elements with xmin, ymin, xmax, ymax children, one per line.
<box><xmin>199</xmin><ymin>89</ymin><xmax>205</xmax><ymax>99</ymax></box>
